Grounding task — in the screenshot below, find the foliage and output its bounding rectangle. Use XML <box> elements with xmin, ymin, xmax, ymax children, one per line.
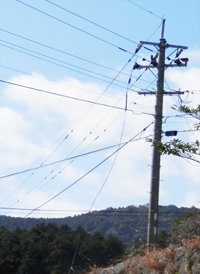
<box><xmin>0</xmin><ymin>223</ymin><xmax>125</xmax><ymax>273</ymax></box>
<box><xmin>171</xmin><ymin>209</ymin><xmax>200</xmax><ymax>244</ymax></box>
<box><xmin>149</xmin><ymin>104</ymin><xmax>200</xmax><ymax>163</ymax></box>
<box><xmin>0</xmin><ymin>205</ymin><xmax>196</xmax><ymax>246</ymax></box>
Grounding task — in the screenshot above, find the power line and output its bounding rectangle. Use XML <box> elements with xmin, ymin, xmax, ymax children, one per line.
<box><xmin>1</xmin><ymin>62</ymin><xmax>155</xmax><ymax>88</ymax></box>
<box><xmin>0</xmin><ymin>39</ymin><xmax>128</xmax><ymax>85</ymax></box>
<box><xmin>16</xmin><ymin>0</ymin><xmax>133</xmax><ymax>54</ymax></box>
<box><xmin>0</xmin><ymin>45</ymin><xmax>143</xmax><ymax>205</ymax></box>
<box><xmin>0</xmin><ymin>136</ymin><xmax>151</xmax><ymax>180</ymax></box>
<box><xmin>146</xmin><ymin>22</ymin><xmax>162</xmax><ymax>42</ymax></box>
<box><xmin>7</xmin><ymin>122</ymin><xmax>153</xmax><ymax>228</ymax></box>
<box><xmin>127</xmin><ymin>0</ymin><xmax>163</xmax><ymax>20</ymax></box>
<box><xmin>0</xmin><ymin>28</ymin><xmax>134</xmax><ymax>77</ymax></box>
<box><xmin>89</xmin><ymin>111</ymin><xmax>127</xmax><ymax>211</ymax></box>
<box><xmin>1</xmin><ymin>64</ymin><xmax>135</xmax><ymax>103</ymax></box>
<box><xmin>0</xmin><ymin>134</ymin><xmax>71</xmax><ymax>206</ymax></box>
<box><xmin>0</xmin><ymin>80</ymin><xmax>132</xmax><ymax>111</ymax></box>
<box><xmin>67</xmin><ymin>112</ymin><xmax>128</xmax><ymax>273</ymax></box>
<box><xmin>45</xmin><ymin>0</ymin><xmax>138</xmax><ymax>45</ymax></box>
<box><xmin>0</xmin><ymin>43</ymin><xmax>127</xmax><ymax>89</ymax></box>
<box><xmin>0</xmin><ymin>207</ymin><xmax>189</xmax><ymax>214</ymax></box>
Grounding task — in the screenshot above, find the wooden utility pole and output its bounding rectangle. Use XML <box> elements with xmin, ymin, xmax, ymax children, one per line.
<box><xmin>133</xmin><ymin>19</ymin><xmax>188</xmax><ymax>247</ymax></box>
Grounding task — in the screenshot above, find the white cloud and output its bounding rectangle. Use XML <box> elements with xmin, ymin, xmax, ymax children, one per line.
<box><xmin>0</xmin><ymin>50</ymin><xmax>199</xmax><ymax>218</ymax></box>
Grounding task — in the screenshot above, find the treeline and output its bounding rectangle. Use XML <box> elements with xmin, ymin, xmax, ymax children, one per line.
<box><xmin>0</xmin><ymin>205</ymin><xmax>196</xmax><ymax>245</ymax></box>
<box><xmin>0</xmin><ymin>208</ymin><xmax>199</xmax><ymax>273</ymax></box>
<box><xmin>0</xmin><ymin>223</ymin><xmax>125</xmax><ymax>274</ymax></box>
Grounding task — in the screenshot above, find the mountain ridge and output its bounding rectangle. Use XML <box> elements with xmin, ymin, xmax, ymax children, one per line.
<box><xmin>0</xmin><ymin>204</ymin><xmax>197</xmax><ymax>245</ymax></box>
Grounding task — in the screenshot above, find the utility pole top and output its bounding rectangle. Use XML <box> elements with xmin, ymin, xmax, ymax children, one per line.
<box><xmin>160</xmin><ymin>19</ymin><xmax>166</xmax><ymax>39</ymax></box>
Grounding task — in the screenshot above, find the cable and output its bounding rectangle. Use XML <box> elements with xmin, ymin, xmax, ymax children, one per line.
<box><xmin>7</xmin><ymin>122</ymin><xmax>153</xmax><ymax>228</ymax></box>
<box><xmin>146</xmin><ymin>22</ymin><xmax>162</xmax><ymax>42</ymax></box>
<box><xmin>0</xmin><ymin>80</ymin><xmax>132</xmax><ymax>111</ymax></box>
<box><xmin>1</xmin><ymin>63</ymin><xmax>155</xmax><ymax>88</ymax></box>
<box><xmin>127</xmin><ymin>0</ymin><xmax>163</xmax><ymax>20</ymax></box>
<box><xmin>1</xmin><ymin>45</ymin><xmax>142</xmax><ymax>211</ymax></box>
<box><xmin>68</xmin><ymin>108</ymin><xmax>126</xmax><ymax>274</ymax></box>
<box><xmin>45</xmin><ymin>0</ymin><xmax>138</xmax><ymax>45</ymax></box>
<box><xmin>89</xmin><ymin>111</ymin><xmax>127</xmax><ymax>211</ymax></box>
<box><xmin>0</xmin><ymin>28</ymin><xmax>133</xmax><ymax>75</ymax></box>
<box><xmin>0</xmin><ymin>65</ymin><xmax>130</xmax><ymax>101</ymax></box>
<box><xmin>1</xmin><ymin>134</ymin><xmax>153</xmax><ymax>214</ymax></box>
<box><xmin>0</xmin><ymin>39</ymin><xmax>128</xmax><ymax>85</ymax></box>
<box><xmin>2</xmin><ymin>133</ymin><xmax>152</xmax><ymax>216</ymax></box>
<box><xmin>0</xmin><ymin>134</ymin><xmax>70</xmax><ymax>205</ymax></box>
<box><xmin>16</xmin><ymin>0</ymin><xmax>133</xmax><ymax>54</ymax></box>
<box><xmin>0</xmin><ymin>206</ymin><xmax>195</xmax><ymax>215</ymax></box>
<box><xmin>0</xmin><ymin>43</ymin><xmax>127</xmax><ymax>89</ymax></box>
<box><xmin>0</xmin><ymin>136</ymin><xmax>151</xmax><ymax>180</ymax></box>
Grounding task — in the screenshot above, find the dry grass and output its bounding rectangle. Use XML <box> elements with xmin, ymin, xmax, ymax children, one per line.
<box><xmin>182</xmin><ymin>236</ymin><xmax>200</xmax><ymax>249</ymax></box>
<box><xmin>88</xmin><ymin>237</ymin><xmax>200</xmax><ymax>273</ymax></box>
<box><xmin>141</xmin><ymin>246</ymin><xmax>175</xmax><ymax>272</ymax></box>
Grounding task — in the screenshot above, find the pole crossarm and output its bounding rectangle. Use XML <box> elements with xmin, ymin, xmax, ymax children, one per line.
<box><xmin>138</xmin><ymin>91</ymin><xmax>184</xmax><ymax>95</ymax></box>
<box><xmin>134</xmin><ymin>63</ymin><xmax>187</xmax><ymax>69</ymax></box>
<box><xmin>140</xmin><ymin>41</ymin><xmax>188</xmax><ymax>50</ymax></box>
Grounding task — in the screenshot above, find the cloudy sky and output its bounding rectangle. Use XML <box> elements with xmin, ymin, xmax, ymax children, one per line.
<box><xmin>0</xmin><ymin>0</ymin><xmax>200</xmax><ymax>218</ymax></box>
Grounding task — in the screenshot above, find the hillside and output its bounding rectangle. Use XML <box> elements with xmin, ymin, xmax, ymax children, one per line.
<box><xmin>88</xmin><ymin>237</ymin><xmax>200</xmax><ymax>274</ymax></box>
<box><xmin>0</xmin><ymin>205</ymin><xmax>197</xmax><ymax>245</ymax></box>
<box><xmin>0</xmin><ymin>208</ymin><xmax>199</xmax><ymax>273</ymax></box>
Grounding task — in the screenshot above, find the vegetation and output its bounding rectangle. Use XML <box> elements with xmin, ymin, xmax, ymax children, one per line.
<box><xmin>101</xmin><ymin>237</ymin><xmax>200</xmax><ymax>274</ymax></box>
<box><xmin>88</xmin><ymin>209</ymin><xmax>200</xmax><ymax>273</ymax></box>
<box><xmin>0</xmin><ymin>205</ymin><xmax>196</xmax><ymax>246</ymax></box>
<box><xmin>0</xmin><ymin>223</ymin><xmax>125</xmax><ymax>273</ymax></box>
<box><xmin>150</xmin><ymin>104</ymin><xmax>200</xmax><ymax>163</ymax></box>
<box><xmin>0</xmin><ymin>206</ymin><xmax>200</xmax><ymax>273</ymax></box>
<box><xmin>171</xmin><ymin>208</ymin><xmax>200</xmax><ymax>244</ymax></box>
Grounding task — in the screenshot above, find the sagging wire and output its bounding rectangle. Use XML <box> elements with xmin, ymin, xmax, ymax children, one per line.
<box><xmin>68</xmin><ymin>109</ymin><xmax>128</xmax><ymax>274</ymax></box>
<box><xmin>127</xmin><ymin>0</ymin><xmax>163</xmax><ymax>20</ymax></box>
<box><xmin>0</xmin><ymin>43</ymin><xmax>143</xmax><ymax>211</ymax></box>
<box><xmin>16</xmin><ymin>0</ymin><xmax>133</xmax><ymax>54</ymax></box>
<box><xmin>6</xmin><ymin>122</ymin><xmax>153</xmax><ymax>230</ymax></box>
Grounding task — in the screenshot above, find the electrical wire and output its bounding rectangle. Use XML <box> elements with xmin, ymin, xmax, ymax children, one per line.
<box><xmin>10</xmin><ymin>63</ymin><xmax>157</xmax><ymax>208</ymax></box>
<box><xmin>146</xmin><ymin>22</ymin><xmax>162</xmax><ymax>42</ymax></box>
<box><xmin>7</xmin><ymin>122</ymin><xmax>153</xmax><ymax>229</ymax></box>
<box><xmin>0</xmin><ymin>28</ymin><xmax>135</xmax><ymax>75</ymax></box>
<box><xmin>67</xmin><ymin>113</ymin><xmax>127</xmax><ymax>274</ymax></box>
<box><xmin>0</xmin><ymin>41</ymin><xmax>155</xmax><ymax>207</ymax></box>
<box><xmin>127</xmin><ymin>0</ymin><xmax>163</xmax><ymax>20</ymax></box>
<box><xmin>0</xmin><ymin>39</ymin><xmax>128</xmax><ymax>86</ymax></box>
<box><xmin>45</xmin><ymin>0</ymin><xmax>138</xmax><ymax>45</ymax></box>
<box><xmin>0</xmin><ymin>207</ymin><xmax>190</xmax><ymax>214</ymax></box>
<box><xmin>1</xmin><ymin>64</ymin><xmax>121</xmax><ymax>99</ymax></box>
<box><xmin>89</xmin><ymin>110</ymin><xmax>127</xmax><ymax>212</ymax></box>
<box><xmin>16</xmin><ymin>0</ymin><xmax>134</xmax><ymax>54</ymax></box>
<box><xmin>0</xmin><ymin>136</ymin><xmax>151</xmax><ymax>180</ymax></box>
<box><xmin>2</xmin><ymin>134</ymin><xmax>154</xmax><ymax>213</ymax></box>
<box><xmin>0</xmin><ymin>43</ymin><xmax>127</xmax><ymax>89</ymax></box>
<box><xmin>1</xmin><ymin>63</ymin><xmax>155</xmax><ymax>88</ymax></box>
<box><xmin>0</xmin><ymin>134</ymin><xmax>70</xmax><ymax>205</ymax></box>
<box><xmin>0</xmin><ymin>44</ymin><xmax>142</xmax><ymax>207</ymax></box>
<box><xmin>1</xmin><ymin>134</ymin><xmax>153</xmax><ymax>214</ymax></box>
<box><xmin>0</xmin><ymin>80</ymin><xmax>132</xmax><ymax>111</ymax></box>
<box><xmin>68</xmin><ymin>109</ymin><xmax>126</xmax><ymax>273</ymax></box>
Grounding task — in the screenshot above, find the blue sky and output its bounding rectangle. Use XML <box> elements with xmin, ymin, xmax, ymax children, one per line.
<box><xmin>0</xmin><ymin>0</ymin><xmax>200</xmax><ymax>218</ymax></box>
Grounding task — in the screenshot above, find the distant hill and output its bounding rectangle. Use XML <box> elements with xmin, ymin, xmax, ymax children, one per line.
<box><xmin>0</xmin><ymin>205</ymin><xmax>197</xmax><ymax>245</ymax></box>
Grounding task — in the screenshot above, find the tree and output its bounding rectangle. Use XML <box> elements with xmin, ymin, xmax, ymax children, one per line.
<box><xmin>149</xmin><ymin>104</ymin><xmax>200</xmax><ymax>163</ymax></box>
<box><xmin>171</xmin><ymin>209</ymin><xmax>200</xmax><ymax>244</ymax></box>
